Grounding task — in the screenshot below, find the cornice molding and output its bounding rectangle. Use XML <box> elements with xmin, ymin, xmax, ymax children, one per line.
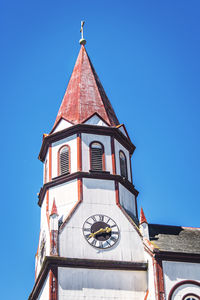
<box><xmin>38</xmin><ymin>171</ymin><xmax>139</xmax><ymax>207</ymax></box>
<box><xmin>39</xmin><ymin>124</ymin><xmax>136</xmax><ymax>162</ymax></box>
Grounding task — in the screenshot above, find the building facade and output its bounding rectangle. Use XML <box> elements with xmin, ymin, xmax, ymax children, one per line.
<box><xmin>29</xmin><ymin>39</ymin><xmax>200</xmax><ymax>300</ymax></box>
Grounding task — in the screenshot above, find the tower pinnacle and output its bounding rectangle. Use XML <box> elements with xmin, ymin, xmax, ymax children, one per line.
<box><xmin>79</xmin><ymin>20</ymin><xmax>86</xmax><ymax>45</ymax></box>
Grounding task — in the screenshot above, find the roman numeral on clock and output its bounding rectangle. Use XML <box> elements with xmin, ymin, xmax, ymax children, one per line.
<box><xmin>111</xmin><ymin>231</ymin><xmax>119</xmax><ymax>235</ymax></box>
<box><xmin>110</xmin><ymin>236</ymin><xmax>117</xmax><ymax>243</ymax></box>
<box><xmin>99</xmin><ymin>215</ymin><xmax>104</xmax><ymax>221</ymax></box>
<box><xmin>91</xmin><ymin>216</ymin><xmax>97</xmax><ymax>222</ymax></box>
<box><xmin>91</xmin><ymin>239</ymin><xmax>97</xmax><ymax>246</ymax></box>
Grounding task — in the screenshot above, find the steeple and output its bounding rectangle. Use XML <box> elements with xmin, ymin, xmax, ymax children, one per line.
<box><xmin>140</xmin><ymin>207</ymin><xmax>147</xmax><ymax>225</ymax></box>
<box><xmin>53</xmin><ymin>44</ymin><xmax>119</xmax><ymax>131</ymax></box>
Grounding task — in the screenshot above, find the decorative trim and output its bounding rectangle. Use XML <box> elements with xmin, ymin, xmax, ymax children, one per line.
<box><xmin>49</xmin><ymin>144</ymin><xmax>52</xmax><ymax>181</ymax></box>
<box><xmin>111</xmin><ymin>136</ymin><xmax>116</xmax><ymax>174</ymax></box>
<box><xmin>119</xmin><ymin>150</ymin><xmax>128</xmax><ymax>179</ymax></box>
<box><xmin>59</xmin><ymin>199</ymin><xmax>82</xmax><ymax>233</ymax></box>
<box><xmin>144</xmin><ymin>290</ymin><xmax>149</xmax><ymax>300</ymax></box>
<box><xmin>117</xmin><ymin>202</ymin><xmax>141</xmax><ymax>237</ymax></box>
<box><xmin>135</xmin><ymin>194</ymin><xmax>139</xmax><ymax>219</ymax></box>
<box><xmin>44</xmin><ymin>160</ymin><xmax>48</xmax><ymax>184</ymax></box>
<box><xmin>129</xmin><ymin>153</ymin><xmax>133</xmax><ymax>183</ymax></box>
<box><xmin>168</xmin><ymin>280</ymin><xmax>200</xmax><ymax>300</ymax></box>
<box><xmin>49</xmin><ymin>267</ymin><xmax>58</xmax><ymax>300</ymax></box>
<box><xmin>29</xmin><ymin>256</ymin><xmax>147</xmax><ymax>300</ymax></box>
<box><xmin>39</xmin><ymin>124</ymin><xmax>136</xmax><ymax>162</ymax></box>
<box><xmin>154</xmin><ymin>251</ymin><xmax>200</xmax><ymax>263</ymax></box>
<box><xmin>116</xmin><ymin>123</ymin><xmax>131</xmax><ymax>141</ymax></box>
<box><xmin>78</xmin><ymin>178</ymin><xmax>83</xmax><ymax>202</ymax></box>
<box><xmin>35</xmin><ymin>230</ymin><xmax>41</xmax><ymax>280</ymax></box>
<box><xmin>38</xmin><ymin>172</ymin><xmax>138</xmax><ymax>207</ymax></box>
<box><xmin>115</xmin><ymin>181</ymin><xmax>120</xmax><ymax>206</ymax></box>
<box><xmin>77</xmin><ymin>133</ymin><xmax>82</xmax><ymax>172</ymax></box>
<box><xmin>46</xmin><ymin>190</ymin><xmax>50</xmax><ymax>230</ymax></box>
<box><xmin>82</xmin><ymin>112</ymin><xmax>111</xmax><ymax>126</ymax></box>
<box><xmin>57</xmin><ymin>144</ymin><xmax>71</xmax><ymax>176</ymax></box>
<box><xmin>50</xmin><ymin>230</ymin><xmax>58</xmax><ymax>256</ymax></box>
<box><xmin>153</xmin><ymin>257</ymin><xmax>165</xmax><ymax>300</ymax></box>
<box><xmin>50</xmin><ymin>116</ymin><xmax>75</xmax><ymax>134</ymax></box>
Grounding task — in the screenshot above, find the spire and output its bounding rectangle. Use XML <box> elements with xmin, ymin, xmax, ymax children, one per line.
<box><xmin>140</xmin><ymin>207</ymin><xmax>148</xmax><ymax>225</ymax></box>
<box><xmin>50</xmin><ymin>199</ymin><xmax>58</xmax><ymax>216</ymax></box>
<box><xmin>53</xmin><ymin>44</ymin><xmax>119</xmax><ymax>130</ymax></box>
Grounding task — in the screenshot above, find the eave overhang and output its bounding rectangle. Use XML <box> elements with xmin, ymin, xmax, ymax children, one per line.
<box><xmin>38</xmin><ymin>124</ymin><xmax>136</xmax><ymax>162</ymax></box>
<box><xmin>29</xmin><ymin>256</ymin><xmax>148</xmax><ymax>300</ymax></box>
<box><xmin>38</xmin><ymin>171</ymin><xmax>139</xmax><ymax>207</ymax></box>
<box><xmin>144</xmin><ymin>238</ymin><xmax>200</xmax><ymax>263</ymax></box>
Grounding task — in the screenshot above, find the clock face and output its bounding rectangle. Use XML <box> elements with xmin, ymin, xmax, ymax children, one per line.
<box><xmin>82</xmin><ymin>214</ymin><xmax>120</xmax><ymax>249</ymax></box>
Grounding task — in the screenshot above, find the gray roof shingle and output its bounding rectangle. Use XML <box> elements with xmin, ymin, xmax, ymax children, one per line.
<box><xmin>149</xmin><ymin>224</ymin><xmax>200</xmax><ymax>254</ymax></box>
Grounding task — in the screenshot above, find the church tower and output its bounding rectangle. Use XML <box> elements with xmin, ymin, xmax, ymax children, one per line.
<box><xmin>29</xmin><ymin>29</ymin><xmax>150</xmax><ymax>300</ymax></box>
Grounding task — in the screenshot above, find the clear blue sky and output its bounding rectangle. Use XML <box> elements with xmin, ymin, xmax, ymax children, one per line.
<box><xmin>1</xmin><ymin>0</ymin><xmax>200</xmax><ymax>298</ymax></box>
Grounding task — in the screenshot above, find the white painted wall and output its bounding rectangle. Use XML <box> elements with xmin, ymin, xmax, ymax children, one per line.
<box><xmin>51</xmin><ymin>134</ymin><xmax>77</xmax><ymax>178</ymax></box>
<box><xmin>83</xmin><ymin>114</ymin><xmax>108</xmax><ymax>126</ymax></box>
<box><xmin>144</xmin><ymin>251</ymin><xmax>156</xmax><ymax>300</ymax></box>
<box><xmin>37</xmin><ymin>273</ymin><xmax>49</xmax><ymax>300</ymax></box>
<box><xmin>60</xmin><ymin>178</ymin><xmax>145</xmax><ymax>262</ymax></box>
<box><xmin>43</xmin><ymin>149</ymin><xmax>49</xmax><ymax>184</ymax></box>
<box><xmin>119</xmin><ymin>183</ymin><xmax>136</xmax><ymax>217</ymax></box>
<box><xmin>114</xmin><ymin>139</ymin><xmax>131</xmax><ymax>182</ymax></box>
<box><xmin>48</xmin><ymin>179</ymin><xmax>78</xmax><ymax>222</ymax></box>
<box><xmin>35</xmin><ymin>194</ymin><xmax>50</xmax><ymax>278</ymax></box>
<box><xmin>52</xmin><ymin>118</ymin><xmax>73</xmax><ymax>133</ymax></box>
<box><xmin>82</xmin><ymin>133</ymin><xmax>112</xmax><ymax>173</ymax></box>
<box><xmin>163</xmin><ymin>261</ymin><xmax>200</xmax><ymax>299</ymax></box>
<box><xmin>140</xmin><ymin>223</ymin><xmax>149</xmax><ymax>240</ymax></box>
<box><xmin>118</xmin><ymin>125</ymin><xmax>128</xmax><ymax>138</ymax></box>
<box><xmin>58</xmin><ymin>267</ymin><xmax>147</xmax><ymax>300</ymax></box>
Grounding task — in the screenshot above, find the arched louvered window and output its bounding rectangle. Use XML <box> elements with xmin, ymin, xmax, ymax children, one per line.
<box><xmin>90</xmin><ymin>142</ymin><xmax>105</xmax><ymax>171</ymax></box>
<box><xmin>58</xmin><ymin>145</ymin><xmax>70</xmax><ymax>175</ymax></box>
<box><xmin>119</xmin><ymin>151</ymin><xmax>127</xmax><ymax>178</ymax></box>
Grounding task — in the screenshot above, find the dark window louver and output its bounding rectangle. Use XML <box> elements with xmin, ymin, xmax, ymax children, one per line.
<box><xmin>91</xmin><ymin>143</ymin><xmax>103</xmax><ymax>171</ymax></box>
<box><xmin>60</xmin><ymin>146</ymin><xmax>69</xmax><ymax>175</ymax></box>
<box><xmin>119</xmin><ymin>151</ymin><xmax>127</xmax><ymax>178</ymax></box>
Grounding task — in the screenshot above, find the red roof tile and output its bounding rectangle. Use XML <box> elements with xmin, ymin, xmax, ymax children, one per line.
<box><xmin>53</xmin><ymin>45</ymin><xmax>119</xmax><ymax>130</ymax></box>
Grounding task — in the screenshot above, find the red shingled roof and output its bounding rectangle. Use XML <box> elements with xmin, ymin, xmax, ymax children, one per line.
<box><xmin>53</xmin><ymin>45</ymin><xmax>119</xmax><ymax>130</ymax></box>
<box><xmin>140</xmin><ymin>207</ymin><xmax>148</xmax><ymax>224</ymax></box>
<box><xmin>50</xmin><ymin>199</ymin><xmax>58</xmax><ymax>216</ymax></box>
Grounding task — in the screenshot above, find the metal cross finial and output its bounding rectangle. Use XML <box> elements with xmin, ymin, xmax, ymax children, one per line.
<box><xmin>80</xmin><ymin>21</ymin><xmax>85</xmax><ymax>40</ymax></box>
<box><xmin>79</xmin><ymin>21</ymin><xmax>86</xmax><ymax>45</ymax></box>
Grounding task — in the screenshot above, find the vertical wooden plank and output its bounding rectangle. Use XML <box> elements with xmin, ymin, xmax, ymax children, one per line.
<box><xmin>49</xmin><ymin>144</ymin><xmax>52</xmax><ymax>181</ymax></box>
<box><xmin>78</xmin><ymin>178</ymin><xmax>83</xmax><ymax>202</ymax></box>
<box><xmin>111</xmin><ymin>136</ymin><xmax>116</xmax><ymax>175</ymax></box>
<box><xmin>49</xmin><ymin>267</ymin><xmax>58</xmax><ymax>300</ymax></box>
<box><xmin>115</xmin><ymin>181</ymin><xmax>120</xmax><ymax>206</ymax></box>
<box><xmin>153</xmin><ymin>258</ymin><xmax>165</xmax><ymax>300</ymax></box>
<box><xmin>77</xmin><ymin>133</ymin><xmax>82</xmax><ymax>172</ymax></box>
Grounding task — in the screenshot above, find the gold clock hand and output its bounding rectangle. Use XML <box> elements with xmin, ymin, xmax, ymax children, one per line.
<box><xmin>89</xmin><ymin>227</ymin><xmax>111</xmax><ymax>238</ymax></box>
